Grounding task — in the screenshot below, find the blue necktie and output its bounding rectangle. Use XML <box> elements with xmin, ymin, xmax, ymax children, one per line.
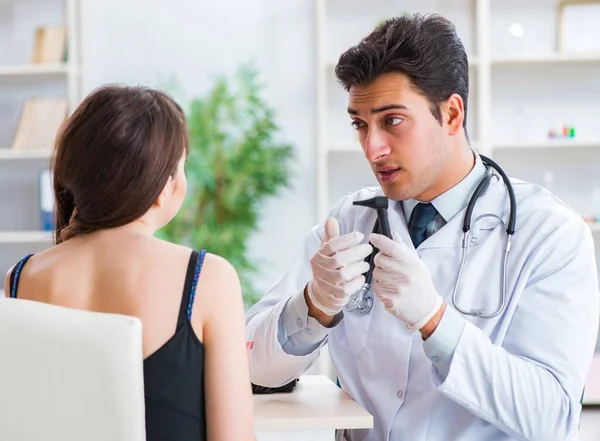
<box><xmin>408</xmin><ymin>203</ymin><xmax>438</xmax><ymax>248</ymax></box>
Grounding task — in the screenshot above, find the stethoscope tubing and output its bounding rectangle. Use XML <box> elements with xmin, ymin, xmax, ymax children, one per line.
<box><xmin>346</xmin><ymin>155</ymin><xmax>517</xmax><ymax>318</ymax></box>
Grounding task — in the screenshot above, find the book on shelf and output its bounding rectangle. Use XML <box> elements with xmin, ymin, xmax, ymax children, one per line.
<box><xmin>11</xmin><ymin>98</ymin><xmax>69</xmax><ymax>151</ymax></box>
<box><xmin>32</xmin><ymin>26</ymin><xmax>67</xmax><ymax>64</ymax></box>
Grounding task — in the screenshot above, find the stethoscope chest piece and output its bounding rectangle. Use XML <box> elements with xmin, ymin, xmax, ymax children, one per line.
<box><xmin>345</xmin><ymin>283</ymin><xmax>374</xmax><ymax>315</ymax></box>
<box><xmin>357</xmin><ymin>293</ymin><xmax>374</xmax><ymax>314</ymax></box>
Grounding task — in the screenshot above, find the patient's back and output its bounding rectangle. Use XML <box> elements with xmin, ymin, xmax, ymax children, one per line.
<box><xmin>8</xmin><ymin>84</ymin><xmax>256</xmax><ymax>440</ymax></box>
<box><xmin>8</xmin><ymin>229</ymin><xmax>207</xmax><ymax>355</ymax></box>
<box><xmin>6</xmin><ymin>227</ymin><xmax>220</xmax><ymax>441</ymax></box>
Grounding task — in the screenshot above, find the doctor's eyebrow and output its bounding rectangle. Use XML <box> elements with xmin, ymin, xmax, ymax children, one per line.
<box><xmin>347</xmin><ymin>104</ymin><xmax>409</xmax><ymax>115</ymax></box>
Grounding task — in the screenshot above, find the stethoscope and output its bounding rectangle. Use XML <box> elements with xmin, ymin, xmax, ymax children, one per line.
<box><xmin>344</xmin><ymin>154</ymin><xmax>517</xmax><ymax>319</ymax></box>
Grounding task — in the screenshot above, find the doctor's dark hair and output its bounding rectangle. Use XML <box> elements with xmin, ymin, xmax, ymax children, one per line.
<box><xmin>335</xmin><ymin>13</ymin><xmax>470</xmax><ymax>131</ymax></box>
<box><xmin>51</xmin><ymin>84</ymin><xmax>189</xmax><ymax>244</ymax></box>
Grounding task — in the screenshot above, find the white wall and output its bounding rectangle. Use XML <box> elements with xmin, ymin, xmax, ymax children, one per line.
<box><xmin>80</xmin><ymin>0</ymin><xmax>319</xmax><ymax>294</ymax></box>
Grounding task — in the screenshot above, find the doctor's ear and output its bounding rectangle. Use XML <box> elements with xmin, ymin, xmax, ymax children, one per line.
<box><xmin>441</xmin><ymin>93</ymin><xmax>464</xmax><ymax>136</ymax></box>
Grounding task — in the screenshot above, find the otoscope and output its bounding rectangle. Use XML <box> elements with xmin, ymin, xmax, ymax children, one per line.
<box><xmin>342</xmin><ymin>196</ymin><xmax>393</xmax><ymax>315</ymax></box>
<box><xmin>353</xmin><ymin>196</ymin><xmax>392</xmax><ymax>239</ymax></box>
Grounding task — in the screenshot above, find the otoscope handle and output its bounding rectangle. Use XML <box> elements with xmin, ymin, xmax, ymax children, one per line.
<box><xmin>376</xmin><ymin>208</ymin><xmax>392</xmax><ymax>239</ymax></box>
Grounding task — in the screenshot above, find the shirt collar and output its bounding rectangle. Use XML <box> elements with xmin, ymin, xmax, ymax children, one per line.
<box><xmin>402</xmin><ymin>151</ymin><xmax>487</xmax><ymax>223</ymax></box>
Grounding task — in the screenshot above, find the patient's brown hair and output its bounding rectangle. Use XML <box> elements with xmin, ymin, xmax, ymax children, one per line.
<box><xmin>51</xmin><ymin>85</ymin><xmax>189</xmax><ymax>244</ymax></box>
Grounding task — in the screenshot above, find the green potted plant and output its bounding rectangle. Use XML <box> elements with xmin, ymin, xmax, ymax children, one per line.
<box><xmin>158</xmin><ymin>64</ymin><xmax>294</xmax><ymax>309</ymax></box>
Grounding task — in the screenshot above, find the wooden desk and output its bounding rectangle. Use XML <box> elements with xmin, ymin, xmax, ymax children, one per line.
<box><xmin>254</xmin><ymin>375</ymin><xmax>372</xmax><ymax>441</ymax></box>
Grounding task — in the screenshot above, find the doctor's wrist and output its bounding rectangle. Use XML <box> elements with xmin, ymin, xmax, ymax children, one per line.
<box><xmin>419</xmin><ymin>302</ymin><xmax>447</xmax><ymax>341</ymax></box>
<box><xmin>304</xmin><ymin>286</ymin><xmax>337</xmax><ymax>328</ymax></box>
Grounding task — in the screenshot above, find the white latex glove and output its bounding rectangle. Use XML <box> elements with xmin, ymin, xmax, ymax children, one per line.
<box><xmin>369</xmin><ymin>232</ymin><xmax>444</xmax><ymax>332</ymax></box>
<box><xmin>307</xmin><ymin>218</ymin><xmax>373</xmax><ymax>316</ymax></box>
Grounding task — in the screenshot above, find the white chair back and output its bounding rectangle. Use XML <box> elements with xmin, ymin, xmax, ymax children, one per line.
<box><xmin>0</xmin><ymin>297</ymin><xmax>146</xmax><ymax>441</ymax></box>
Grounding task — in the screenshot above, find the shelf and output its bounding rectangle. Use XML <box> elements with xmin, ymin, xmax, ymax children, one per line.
<box><xmin>0</xmin><ymin>231</ymin><xmax>52</xmax><ymax>244</ymax></box>
<box><xmin>492</xmin><ymin>53</ymin><xmax>600</xmax><ymax>65</ymax></box>
<box><xmin>0</xmin><ymin>149</ymin><xmax>52</xmax><ymax>160</ymax></box>
<box><xmin>328</xmin><ymin>140</ymin><xmax>483</xmax><ymax>154</ymax></box>
<box><xmin>493</xmin><ymin>140</ymin><xmax>600</xmax><ymax>150</ymax></box>
<box><xmin>0</xmin><ymin>64</ymin><xmax>70</xmax><ymax>76</ymax></box>
<box><xmin>328</xmin><ymin>145</ymin><xmax>362</xmax><ymax>154</ymax></box>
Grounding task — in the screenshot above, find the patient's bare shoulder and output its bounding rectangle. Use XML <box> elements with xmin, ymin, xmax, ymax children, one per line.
<box><xmin>192</xmin><ymin>252</ymin><xmax>242</xmax><ymax>318</ymax></box>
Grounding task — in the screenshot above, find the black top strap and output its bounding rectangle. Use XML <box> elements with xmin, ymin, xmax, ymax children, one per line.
<box><xmin>9</xmin><ymin>254</ymin><xmax>34</xmax><ymax>298</ymax></box>
<box><xmin>176</xmin><ymin>250</ymin><xmax>207</xmax><ymax>328</ymax></box>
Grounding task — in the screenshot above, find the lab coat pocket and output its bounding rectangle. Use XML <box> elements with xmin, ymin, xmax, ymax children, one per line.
<box><xmin>331</xmin><ymin>300</ymin><xmax>374</xmax><ymax>358</ymax></box>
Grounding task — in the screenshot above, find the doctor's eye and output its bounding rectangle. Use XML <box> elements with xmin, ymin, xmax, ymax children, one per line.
<box><xmin>351</xmin><ymin>120</ymin><xmax>366</xmax><ymax>130</ymax></box>
<box><xmin>386</xmin><ymin>116</ymin><xmax>403</xmax><ymax>126</ymax></box>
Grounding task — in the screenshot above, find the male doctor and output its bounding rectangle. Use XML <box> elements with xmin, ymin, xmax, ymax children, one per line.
<box><xmin>246</xmin><ymin>13</ymin><xmax>600</xmax><ymax>441</ymax></box>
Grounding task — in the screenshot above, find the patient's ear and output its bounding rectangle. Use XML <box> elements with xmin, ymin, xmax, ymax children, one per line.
<box><xmin>154</xmin><ymin>176</ymin><xmax>173</xmax><ymax>209</ymax></box>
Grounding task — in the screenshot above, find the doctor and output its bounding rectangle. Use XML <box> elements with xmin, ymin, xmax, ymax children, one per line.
<box><xmin>246</xmin><ymin>13</ymin><xmax>600</xmax><ymax>441</ymax></box>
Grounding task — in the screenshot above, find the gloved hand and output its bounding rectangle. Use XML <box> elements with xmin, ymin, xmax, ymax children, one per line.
<box><xmin>306</xmin><ymin>218</ymin><xmax>373</xmax><ymax>316</ymax></box>
<box><xmin>369</xmin><ymin>232</ymin><xmax>444</xmax><ymax>332</ymax></box>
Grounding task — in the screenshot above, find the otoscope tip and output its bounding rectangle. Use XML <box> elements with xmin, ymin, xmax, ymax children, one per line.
<box><xmin>353</xmin><ymin>196</ymin><xmax>389</xmax><ymax>209</ymax></box>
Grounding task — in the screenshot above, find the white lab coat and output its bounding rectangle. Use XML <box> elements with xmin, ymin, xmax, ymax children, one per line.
<box><xmin>246</xmin><ymin>175</ymin><xmax>600</xmax><ymax>441</ymax></box>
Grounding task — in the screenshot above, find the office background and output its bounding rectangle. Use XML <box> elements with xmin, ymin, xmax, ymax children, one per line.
<box><xmin>1</xmin><ymin>0</ymin><xmax>599</xmax><ymax>437</ymax></box>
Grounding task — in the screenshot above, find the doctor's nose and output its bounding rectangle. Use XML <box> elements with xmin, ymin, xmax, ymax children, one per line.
<box><xmin>363</xmin><ymin>130</ymin><xmax>392</xmax><ymax>163</ymax></box>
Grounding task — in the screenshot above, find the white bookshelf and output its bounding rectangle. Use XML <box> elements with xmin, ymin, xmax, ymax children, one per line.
<box><xmin>492</xmin><ymin>53</ymin><xmax>600</xmax><ymax>65</ymax></box>
<box><xmin>315</xmin><ymin>0</ymin><xmax>600</xmax><ymax>216</ymax></box>
<box><xmin>0</xmin><ymin>231</ymin><xmax>52</xmax><ymax>244</ymax></box>
<box><xmin>0</xmin><ymin>149</ymin><xmax>52</xmax><ymax>159</ymax></box>
<box><xmin>315</xmin><ymin>0</ymin><xmax>600</xmax><ymax>404</ymax></box>
<box><xmin>493</xmin><ymin>140</ymin><xmax>600</xmax><ymax>150</ymax></box>
<box><xmin>0</xmin><ymin>63</ymin><xmax>70</xmax><ymax>75</ymax></box>
<box><xmin>0</xmin><ymin>0</ymin><xmax>82</xmax><ymax>269</ymax></box>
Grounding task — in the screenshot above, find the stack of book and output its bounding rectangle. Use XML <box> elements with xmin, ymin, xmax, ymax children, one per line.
<box><xmin>32</xmin><ymin>26</ymin><xmax>67</xmax><ymax>64</ymax></box>
<box><xmin>8</xmin><ymin>25</ymin><xmax>70</xmax><ymax>151</ymax></box>
<box><xmin>11</xmin><ymin>98</ymin><xmax>69</xmax><ymax>151</ymax></box>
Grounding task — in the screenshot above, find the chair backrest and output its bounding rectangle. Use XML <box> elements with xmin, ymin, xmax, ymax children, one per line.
<box><xmin>0</xmin><ymin>297</ymin><xmax>146</xmax><ymax>441</ymax></box>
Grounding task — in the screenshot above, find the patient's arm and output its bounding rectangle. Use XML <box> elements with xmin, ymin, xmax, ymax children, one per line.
<box><xmin>193</xmin><ymin>253</ymin><xmax>255</xmax><ymax>441</ymax></box>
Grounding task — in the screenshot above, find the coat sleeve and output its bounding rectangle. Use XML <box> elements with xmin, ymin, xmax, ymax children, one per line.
<box><xmin>245</xmin><ymin>194</ymin><xmax>355</xmax><ymax>387</ymax></box>
<box><xmin>432</xmin><ymin>216</ymin><xmax>600</xmax><ymax>441</ymax></box>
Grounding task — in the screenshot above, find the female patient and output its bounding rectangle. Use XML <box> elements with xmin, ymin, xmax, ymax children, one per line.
<box><xmin>3</xmin><ymin>85</ymin><xmax>255</xmax><ymax>441</ymax></box>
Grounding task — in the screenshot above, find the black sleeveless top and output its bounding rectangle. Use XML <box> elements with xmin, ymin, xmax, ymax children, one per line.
<box><xmin>9</xmin><ymin>250</ymin><xmax>208</xmax><ymax>441</ymax></box>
